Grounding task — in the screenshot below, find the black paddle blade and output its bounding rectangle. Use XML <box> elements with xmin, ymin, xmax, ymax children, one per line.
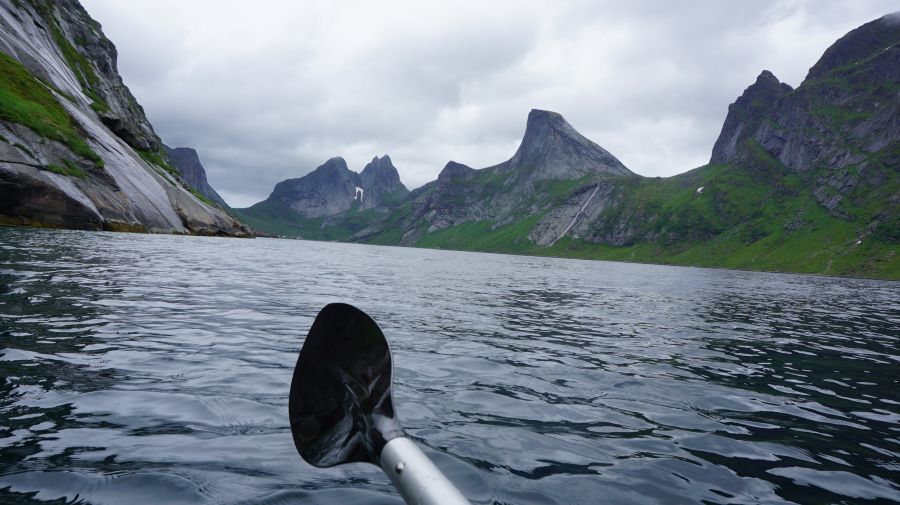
<box><xmin>289</xmin><ymin>303</ymin><xmax>404</xmax><ymax>467</ymax></box>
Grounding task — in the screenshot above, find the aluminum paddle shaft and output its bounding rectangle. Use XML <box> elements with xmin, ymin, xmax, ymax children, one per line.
<box><xmin>380</xmin><ymin>437</ymin><xmax>471</xmax><ymax>505</ymax></box>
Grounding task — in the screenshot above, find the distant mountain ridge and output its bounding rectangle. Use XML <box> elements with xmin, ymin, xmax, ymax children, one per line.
<box><xmin>239</xmin><ymin>13</ymin><xmax>899</xmax><ymax>279</ymax></box>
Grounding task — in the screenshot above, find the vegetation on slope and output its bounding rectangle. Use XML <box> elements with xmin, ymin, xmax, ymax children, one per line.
<box><xmin>0</xmin><ymin>51</ymin><xmax>102</xmax><ymax>170</ymax></box>
<box><xmin>411</xmin><ymin>154</ymin><xmax>898</xmax><ymax>279</ymax></box>
<box><xmin>25</xmin><ymin>0</ymin><xmax>110</xmax><ymax>113</ymax></box>
<box><xmin>235</xmin><ymin>200</ymin><xmax>388</xmax><ymax>241</ymax></box>
<box><xmin>136</xmin><ymin>148</ymin><xmax>179</xmax><ymax>176</ymax></box>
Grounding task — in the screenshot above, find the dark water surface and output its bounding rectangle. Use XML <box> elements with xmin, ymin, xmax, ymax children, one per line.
<box><xmin>0</xmin><ymin>228</ymin><xmax>898</xmax><ymax>504</ymax></box>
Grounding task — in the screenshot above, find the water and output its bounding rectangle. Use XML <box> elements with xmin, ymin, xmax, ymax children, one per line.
<box><xmin>0</xmin><ymin>228</ymin><xmax>898</xmax><ymax>505</ymax></box>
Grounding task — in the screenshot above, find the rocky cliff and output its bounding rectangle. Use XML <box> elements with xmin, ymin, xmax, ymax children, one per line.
<box><xmin>359</xmin><ymin>155</ymin><xmax>409</xmax><ymax>210</ymax></box>
<box><xmin>711</xmin><ymin>13</ymin><xmax>899</xmax><ymax>212</ymax></box>
<box><xmin>0</xmin><ymin>0</ymin><xmax>251</xmax><ymax>236</ymax></box>
<box><xmin>264</xmin><ymin>157</ymin><xmax>361</xmax><ymax>218</ymax></box>
<box><xmin>499</xmin><ymin>109</ymin><xmax>633</xmax><ymax>182</ymax></box>
<box><xmin>164</xmin><ymin>145</ymin><xmax>229</xmax><ymax>209</ymax></box>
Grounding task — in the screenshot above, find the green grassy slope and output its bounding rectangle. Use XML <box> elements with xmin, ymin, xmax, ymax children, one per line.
<box><xmin>234</xmin><ymin>200</ymin><xmax>389</xmax><ymax>241</ymax></box>
<box><xmin>0</xmin><ymin>51</ymin><xmax>102</xmax><ymax>171</ymax></box>
<box><xmin>409</xmin><ymin>155</ymin><xmax>898</xmax><ymax>279</ymax></box>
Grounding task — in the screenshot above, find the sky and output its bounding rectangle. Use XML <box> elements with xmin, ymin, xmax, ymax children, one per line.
<box><xmin>79</xmin><ymin>0</ymin><xmax>896</xmax><ymax>208</ymax></box>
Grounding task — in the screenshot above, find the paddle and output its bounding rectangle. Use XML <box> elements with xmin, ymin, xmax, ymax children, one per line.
<box><xmin>289</xmin><ymin>303</ymin><xmax>472</xmax><ymax>505</ymax></box>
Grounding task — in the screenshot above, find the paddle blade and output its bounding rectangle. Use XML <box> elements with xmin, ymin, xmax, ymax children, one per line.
<box><xmin>289</xmin><ymin>303</ymin><xmax>404</xmax><ymax>467</ymax></box>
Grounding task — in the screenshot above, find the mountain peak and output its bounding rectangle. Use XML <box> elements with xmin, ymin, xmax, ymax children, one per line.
<box><xmin>756</xmin><ymin>69</ymin><xmax>780</xmax><ymax>84</ymax></box>
<box><xmin>437</xmin><ymin>161</ymin><xmax>475</xmax><ymax>183</ymax></box>
<box><xmin>527</xmin><ymin>108</ymin><xmax>564</xmax><ymax>124</ymax></box>
<box><xmin>362</xmin><ymin>155</ymin><xmax>395</xmax><ymax>173</ymax></box>
<box><xmin>521</xmin><ymin>109</ymin><xmax>576</xmax><ymax>145</ymax></box>
<box><xmin>360</xmin><ymin>154</ymin><xmax>408</xmax><ymax>209</ymax></box>
<box><xmin>710</xmin><ymin>70</ymin><xmax>793</xmax><ymax>164</ymax></box>
<box><xmin>163</xmin><ymin>144</ymin><xmax>229</xmax><ymax>208</ymax></box>
<box><xmin>805</xmin><ymin>12</ymin><xmax>900</xmax><ymax>81</ymax></box>
<box><xmin>746</xmin><ymin>70</ymin><xmax>793</xmax><ymax>101</ymax></box>
<box><xmin>504</xmin><ymin>109</ymin><xmax>632</xmax><ymax>180</ymax></box>
<box><xmin>318</xmin><ymin>156</ymin><xmax>349</xmax><ymax>172</ymax></box>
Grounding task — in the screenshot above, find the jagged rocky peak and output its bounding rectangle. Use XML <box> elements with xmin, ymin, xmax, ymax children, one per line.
<box><xmin>262</xmin><ymin>155</ymin><xmax>408</xmax><ymax>217</ymax></box>
<box><xmin>163</xmin><ymin>145</ymin><xmax>229</xmax><ymax>208</ymax></box>
<box><xmin>806</xmin><ymin>12</ymin><xmax>900</xmax><ymax>81</ymax></box>
<box><xmin>504</xmin><ymin>109</ymin><xmax>633</xmax><ymax>181</ymax></box>
<box><xmin>747</xmin><ymin>70</ymin><xmax>793</xmax><ymax>100</ymax></box>
<box><xmin>437</xmin><ymin>161</ymin><xmax>475</xmax><ymax>182</ymax></box>
<box><xmin>710</xmin><ymin>70</ymin><xmax>793</xmax><ymax>164</ymax></box>
<box><xmin>359</xmin><ymin>155</ymin><xmax>408</xmax><ymax>210</ymax></box>
<box><xmin>726</xmin><ymin>70</ymin><xmax>793</xmax><ymax>122</ymax></box>
<box><xmin>266</xmin><ymin>157</ymin><xmax>358</xmax><ymax>218</ymax></box>
<box><xmin>311</xmin><ymin>156</ymin><xmax>352</xmax><ymax>177</ymax></box>
<box><xmin>360</xmin><ymin>154</ymin><xmax>401</xmax><ymax>189</ymax></box>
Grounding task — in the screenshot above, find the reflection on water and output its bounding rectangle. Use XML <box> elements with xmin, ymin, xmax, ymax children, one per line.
<box><xmin>0</xmin><ymin>227</ymin><xmax>898</xmax><ymax>504</ymax></box>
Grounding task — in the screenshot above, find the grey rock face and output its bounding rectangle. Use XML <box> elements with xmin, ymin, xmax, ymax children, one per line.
<box><xmin>501</xmin><ymin>109</ymin><xmax>633</xmax><ymax>183</ymax></box>
<box><xmin>709</xmin><ymin>13</ymin><xmax>899</xmax><ymax>215</ymax></box>
<box><xmin>11</xmin><ymin>0</ymin><xmax>161</xmax><ymax>152</ymax></box>
<box><xmin>264</xmin><ymin>157</ymin><xmax>361</xmax><ymax>218</ymax></box>
<box><xmin>164</xmin><ymin>145</ymin><xmax>229</xmax><ymax>208</ymax></box>
<box><xmin>437</xmin><ymin>161</ymin><xmax>475</xmax><ymax>183</ymax></box>
<box><xmin>806</xmin><ymin>12</ymin><xmax>900</xmax><ymax>81</ymax></box>
<box><xmin>251</xmin><ymin>155</ymin><xmax>408</xmax><ymax>218</ymax></box>
<box><xmin>710</xmin><ymin>70</ymin><xmax>794</xmax><ymax>165</ymax></box>
<box><xmin>0</xmin><ymin>0</ymin><xmax>251</xmax><ymax>236</ymax></box>
<box><xmin>359</xmin><ymin>155</ymin><xmax>408</xmax><ymax>210</ymax></box>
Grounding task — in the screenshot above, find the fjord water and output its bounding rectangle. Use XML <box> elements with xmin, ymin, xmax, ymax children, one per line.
<box><xmin>0</xmin><ymin>229</ymin><xmax>898</xmax><ymax>505</ymax></box>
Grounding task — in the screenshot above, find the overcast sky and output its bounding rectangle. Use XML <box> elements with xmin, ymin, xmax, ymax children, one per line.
<box><xmin>79</xmin><ymin>0</ymin><xmax>895</xmax><ymax>208</ymax></box>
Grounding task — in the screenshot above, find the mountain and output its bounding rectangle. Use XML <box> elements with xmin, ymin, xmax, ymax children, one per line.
<box><xmin>234</xmin><ymin>155</ymin><xmax>408</xmax><ymax>238</ymax></box>
<box><xmin>500</xmin><ymin>109</ymin><xmax>633</xmax><ymax>181</ymax></box>
<box><xmin>244</xmin><ymin>14</ymin><xmax>898</xmax><ymax>278</ymax></box>
<box><xmin>0</xmin><ymin>0</ymin><xmax>250</xmax><ymax>236</ymax></box>
<box><xmin>237</xmin><ymin>110</ymin><xmax>631</xmax><ymax>242</ymax></box>
<box><xmin>359</xmin><ymin>155</ymin><xmax>409</xmax><ymax>210</ymax></box>
<box><xmin>354</xmin><ymin>109</ymin><xmax>636</xmax><ymax>244</ymax></box>
<box><xmin>163</xmin><ymin>145</ymin><xmax>229</xmax><ymax>209</ymax></box>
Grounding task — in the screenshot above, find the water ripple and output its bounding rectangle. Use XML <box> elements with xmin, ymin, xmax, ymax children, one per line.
<box><xmin>0</xmin><ymin>228</ymin><xmax>898</xmax><ymax>504</ymax></box>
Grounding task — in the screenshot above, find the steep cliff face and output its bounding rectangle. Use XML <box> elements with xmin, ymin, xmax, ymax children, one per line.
<box><xmin>710</xmin><ymin>70</ymin><xmax>794</xmax><ymax>164</ymax></box>
<box><xmin>264</xmin><ymin>157</ymin><xmax>360</xmax><ymax>218</ymax></box>
<box><xmin>164</xmin><ymin>145</ymin><xmax>229</xmax><ymax>209</ymax></box>
<box><xmin>358</xmin><ymin>155</ymin><xmax>408</xmax><ymax>210</ymax></box>
<box><xmin>500</xmin><ymin>109</ymin><xmax>633</xmax><ymax>183</ymax></box>
<box><xmin>710</xmin><ymin>13</ymin><xmax>899</xmax><ymax>216</ymax></box>
<box><xmin>0</xmin><ymin>0</ymin><xmax>250</xmax><ymax>236</ymax></box>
